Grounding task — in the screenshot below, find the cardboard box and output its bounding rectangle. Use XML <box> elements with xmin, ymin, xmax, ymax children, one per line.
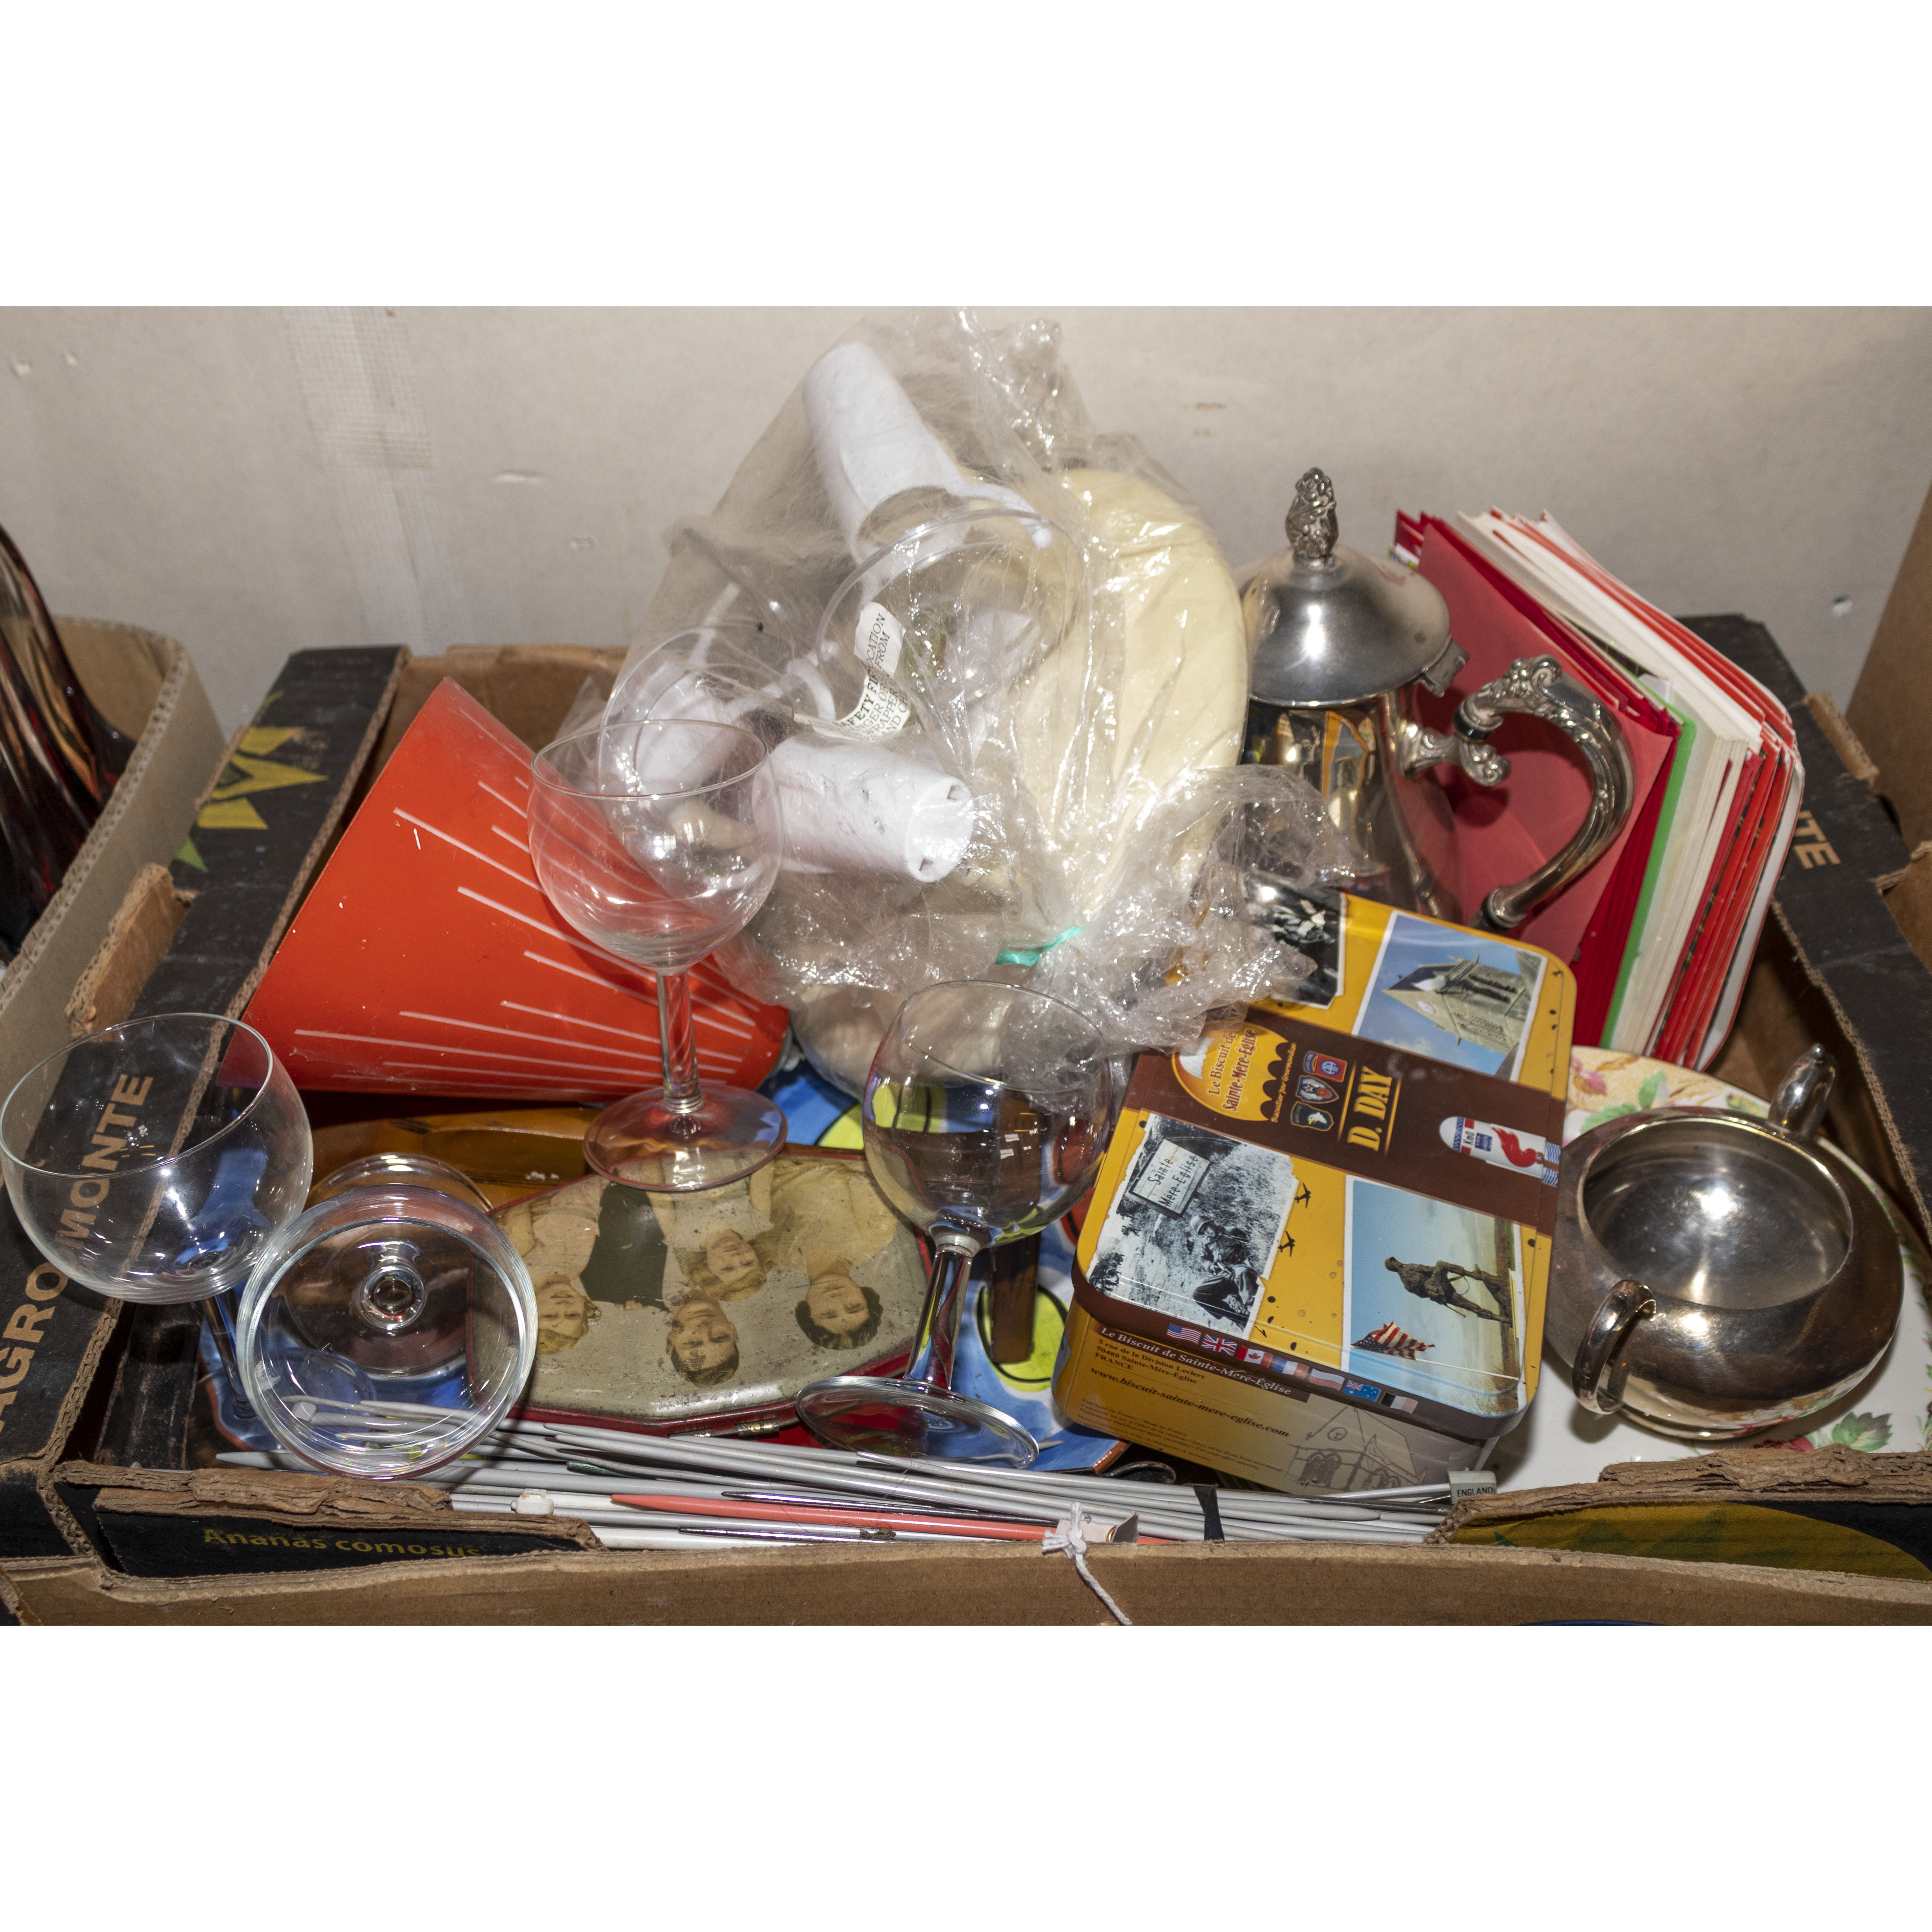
<box><xmin>6</xmin><ymin>1514</ymin><xmax>1932</xmax><ymax>1624</ymax></box>
<box><xmin>0</xmin><ymin>620</ymin><xmax>225</xmax><ymax>1110</ymax></box>
<box><xmin>0</xmin><ymin>646</ymin><xmax>405</xmax><ymax>1558</ymax></box>
<box><xmin>1435</xmin><ymin>1446</ymin><xmax>1932</xmax><ymax>1583</ymax></box>
<box><xmin>0</xmin><ymin>621</ymin><xmax>225</xmax><ymax>1557</ymax></box>
<box><xmin>1845</xmin><ymin>482</ymin><xmax>1932</xmax><ymax>855</ymax></box>
<box><xmin>66</xmin><ymin>1466</ymin><xmax>596</xmax><ymax>1580</ymax></box>
<box><xmin>1690</xmin><ymin>613</ymin><xmax>1932</xmax><ymax>1243</ymax></box>
<box><xmin>17</xmin><ymin>588</ymin><xmax>1932</xmax><ymax>1618</ymax></box>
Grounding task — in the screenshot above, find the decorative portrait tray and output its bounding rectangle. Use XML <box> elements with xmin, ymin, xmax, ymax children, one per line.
<box><xmin>503</xmin><ymin>1147</ymin><xmax>931</xmax><ymax>1431</ymax></box>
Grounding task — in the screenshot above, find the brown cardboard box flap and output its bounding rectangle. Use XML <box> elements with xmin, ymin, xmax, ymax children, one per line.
<box><xmin>368</xmin><ymin>645</ymin><xmax>627</xmax><ymax>777</ymax></box>
<box><xmin>63</xmin><ymin>1459</ymin><xmax>601</xmax><ymax>1570</ymax></box>
<box><xmin>1596</xmin><ymin>1445</ymin><xmax>1932</xmax><ymax>1493</ymax></box>
<box><xmin>1431</xmin><ymin>1448</ymin><xmax>1932</xmax><ymax>1544</ymax></box>
<box><xmin>71</xmin><ymin>1461</ymin><xmax>455</xmax><ymax>1518</ymax></box>
<box><xmin>0</xmin><ymin>621</ymin><xmax>224</xmax><ymax>1106</ymax></box>
<box><xmin>1802</xmin><ymin>691</ymin><xmax>1879</xmax><ymax>790</ymax></box>
<box><xmin>6</xmin><ymin>1534</ymin><xmax>1932</xmax><ymax>1624</ymax></box>
<box><xmin>1881</xmin><ymin>843</ymin><xmax>1932</xmax><ymax>975</ymax></box>
<box><xmin>64</xmin><ymin>863</ymin><xmax>192</xmax><ymax>1035</ymax></box>
<box><xmin>1848</xmin><ymin>479</ymin><xmax>1932</xmax><ymax>847</ymax></box>
<box><xmin>64</xmin><ymin>1459</ymin><xmax>597</xmax><ymax>1545</ymax></box>
<box><xmin>89</xmin><ymin>1487</ymin><xmax>598</xmax><ymax>1551</ymax></box>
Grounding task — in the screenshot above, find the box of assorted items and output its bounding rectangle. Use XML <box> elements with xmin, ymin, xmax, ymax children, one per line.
<box><xmin>8</xmin><ymin>314</ymin><xmax>1932</xmax><ymax>1624</ymax></box>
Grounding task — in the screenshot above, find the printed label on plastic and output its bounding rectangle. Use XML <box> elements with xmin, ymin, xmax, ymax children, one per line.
<box><xmin>854</xmin><ymin>602</ymin><xmax>904</xmax><ymax>676</ymax></box>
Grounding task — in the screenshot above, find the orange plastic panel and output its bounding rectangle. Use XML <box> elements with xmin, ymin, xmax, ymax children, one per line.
<box><xmin>244</xmin><ymin>679</ymin><xmax>790</xmax><ymax>1099</ymax></box>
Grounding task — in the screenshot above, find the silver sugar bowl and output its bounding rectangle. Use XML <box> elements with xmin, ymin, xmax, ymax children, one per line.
<box><xmin>1548</xmin><ymin>1048</ymin><xmax>1904</xmax><ymax>1439</ymax></box>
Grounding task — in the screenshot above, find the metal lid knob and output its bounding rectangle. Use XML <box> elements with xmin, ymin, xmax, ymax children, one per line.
<box><xmin>1285</xmin><ymin>467</ymin><xmax>1341</xmax><ymax>565</ymax></box>
<box><xmin>1241</xmin><ymin>466</ymin><xmax>1456</xmax><ymax>708</ymax></box>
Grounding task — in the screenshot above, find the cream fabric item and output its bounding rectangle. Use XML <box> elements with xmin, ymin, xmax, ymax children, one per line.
<box><xmin>1018</xmin><ymin>466</ymin><xmax>1248</xmax><ymax>917</ymax></box>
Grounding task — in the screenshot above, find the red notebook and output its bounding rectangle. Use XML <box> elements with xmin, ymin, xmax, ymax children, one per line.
<box><xmin>1498</xmin><ymin>514</ymin><xmax>1797</xmax><ymax>1065</ymax></box>
<box><xmin>1448</xmin><ymin>509</ymin><xmax>1800</xmax><ymax>1065</ymax></box>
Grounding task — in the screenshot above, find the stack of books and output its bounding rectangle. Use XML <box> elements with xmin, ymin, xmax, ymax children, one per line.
<box><xmin>1391</xmin><ymin>509</ymin><xmax>1801</xmax><ymax>1066</ymax></box>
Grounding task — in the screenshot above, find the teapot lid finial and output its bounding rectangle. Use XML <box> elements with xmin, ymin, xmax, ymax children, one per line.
<box><xmin>1239</xmin><ymin>462</ymin><xmax>1453</xmax><ymax>707</ymax></box>
<box><xmin>1286</xmin><ymin>468</ymin><xmax>1339</xmax><ymax>565</ymax></box>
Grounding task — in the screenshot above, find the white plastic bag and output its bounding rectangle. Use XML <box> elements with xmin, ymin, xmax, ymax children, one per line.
<box><xmin>609</xmin><ymin>311</ymin><xmax>1348</xmax><ymax>1078</ymax></box>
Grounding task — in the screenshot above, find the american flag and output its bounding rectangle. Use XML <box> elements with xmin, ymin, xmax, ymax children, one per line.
<box><xmin>1355</xmin><ymin>1321</ymin><xmax>1432</xmax><ymax>1359</ymax></box>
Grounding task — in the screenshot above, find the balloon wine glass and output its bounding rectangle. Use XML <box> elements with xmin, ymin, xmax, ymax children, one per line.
<box><xmin>527</xmin><ymin>717</ymin><xmax>786</xmax><ymax>1192</ymax></box>
<box><xmin>234</xmin><ymin>1150</ymin><xmax>536</xmax><ymax>1479</ymax></box>
<box><xmin>0</xmin><ymin>1013</ymin><xmax>536</xmax><ymax>1479</ymax></box>
<box><xmin>0</xmin><ymin>1012</ymin><xmax>313</xmax><ymax>1307</ymax></box>
<box><xmin>796</xmin><ymin>980</ymin><xmax>1111</xmax><ymax>1466</ymax></box>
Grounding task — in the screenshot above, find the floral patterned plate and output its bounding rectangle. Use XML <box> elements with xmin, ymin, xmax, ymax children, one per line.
<box><xmin>1489</xmin><ymin>1048</ymin><xmax>1932</xmax><ymax>1491</ymax></box>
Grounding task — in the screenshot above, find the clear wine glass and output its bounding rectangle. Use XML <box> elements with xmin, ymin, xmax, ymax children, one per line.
<box><xmin>234</xmin><ymin>1156</ymin><xmax>536</xmax><ymax>1481</ymax></box>
<box><xmin>0</xmin><ymin>1013</ymin><xmax>313</xmax><ymax>1305</ymax></box>
<box><xmin>796</xmin><ymin>980</ymin><xmax>1111</xmax><ymax>1466</ymax></box>
<box><xmin>528</xmin><ymin>716</ymin><xmax>786</xmax><ymax>1192</ymax></box>
<box><xmin>1</xmin><ymin>1015</ymin><xmax>538</xmax><ymax>1479</ymax></box>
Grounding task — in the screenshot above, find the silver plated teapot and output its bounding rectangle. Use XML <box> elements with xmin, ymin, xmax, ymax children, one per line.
<box><xmin>1240</xmin><ymin>469</ymin><xmax>1634</xmax><ymax>931</ymax></box>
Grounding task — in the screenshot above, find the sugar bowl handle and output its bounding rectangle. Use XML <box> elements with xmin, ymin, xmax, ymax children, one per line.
<box><xmin>1571</xmin><ymin>1278</ymin><xmax>1657</xmax><ymax>1414</ymax></box>
<box><xmin>1768</xmin><ymin>1046</ymin><xmax>1836</xmax><ymax>1141</ymax></box>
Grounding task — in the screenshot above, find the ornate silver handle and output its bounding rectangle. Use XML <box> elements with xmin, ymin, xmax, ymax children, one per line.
<box><xmin>1400</xmin><ymin>653</ymin><xmax>1636</xmax><ymax>932</ymax></box>
<box><xmin>1571</xmin><ymin>1278</ymin><xmax>1656</xmax><ymax>1414</ymax></box>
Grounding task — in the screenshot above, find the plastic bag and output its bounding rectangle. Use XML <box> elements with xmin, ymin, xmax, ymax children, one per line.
<box><xmin>608</xmin><ymin>311</ymin><xmax>1349</xmax><ymax>1079</ymax></box>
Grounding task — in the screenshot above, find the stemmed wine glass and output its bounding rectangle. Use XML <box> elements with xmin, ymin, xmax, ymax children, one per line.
<box><xmin>796</xmin><ymin>980</ymin><xmax>1111</xmax><ymax>1466</ymax></box>
<box><xmin>528</xmin><ymin>716</ymin><xmax>786</xmax><ymax>1192</ymax></box>
<box><xmin>234</xmin><ymin>1152</ymin><xmax>536</xmax><ymax>1479</ymax></box>
<box><xmin>0</xmin><ymin>1012</ymin><xmax>537</xmax><ymax>1478</ymax></box>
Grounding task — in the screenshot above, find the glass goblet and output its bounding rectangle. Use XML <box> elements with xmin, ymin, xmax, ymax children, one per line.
<box><xmin>796</xmin><ymin>980</ymin><xmax>1112</xmax><ymax>1466</ymax></box>
<box><xmin>234</xmin><ymin>1159</ymin><xmax>537</xmax><ymax>1481</ymax></box>
<box><xmin>0</xmin><ymin>1012</ymin><xmax>313</xmax><ymax>1305</ymax></box>
<box><xmin>2</xmin><ymin>1017</ymin><xmax>539</xmax><ymax>1481</ymax></box>
<box><xmin>529</xmin><ymin>717</ymin><xmax>786</xmax><ymax>1192</ymax></box>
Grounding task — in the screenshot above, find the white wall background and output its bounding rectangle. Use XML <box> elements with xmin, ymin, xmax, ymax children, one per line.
<box><xmin>2</xmin><ymin>307</ymin><xmax>1926</xmax><ymax>733</ymax></box>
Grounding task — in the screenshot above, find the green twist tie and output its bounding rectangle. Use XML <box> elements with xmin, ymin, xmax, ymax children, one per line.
<box><xmin>993</xmin><ymin>926</ymin><xmax>1084</xmax><ymax>969</ymax></box>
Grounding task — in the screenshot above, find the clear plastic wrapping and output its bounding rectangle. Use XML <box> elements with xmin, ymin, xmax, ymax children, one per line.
<box><xmin>609</xmin><ymin>311</ymin><xmax>1348</xmax><ymax>1080</ymax></box>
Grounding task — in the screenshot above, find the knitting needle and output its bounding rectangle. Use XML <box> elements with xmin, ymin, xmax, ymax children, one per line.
<box><xmin>606</xmin><ymin>1491</ymin><xmax>1154</xmax><ymax>1543</ymax></box>
<box><xmin>525</xmin><ymin>1427</ymin><xmax>1433</xmax><ymax>1536</ymax></box>
<box><xmin>517</xmin><ymin>1448</ymin><xmax>1416</xmax><ymax>1540</ymax></box>
<box><xmin>459</xmin><ymin>1464</ymin><xmax>1431</xmax><ymax>1543</ymax></box>
<box><xmin>448</xmin><ymin>1494</ymin><xmax>1004</xmax><ymax>1542</ymax></box>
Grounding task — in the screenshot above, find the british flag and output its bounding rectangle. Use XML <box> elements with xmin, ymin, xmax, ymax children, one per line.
<box><xmin>1355</xmin><ymin>1321</ymin><xmax>1432</xmax><ymax>1359</ymax></box>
